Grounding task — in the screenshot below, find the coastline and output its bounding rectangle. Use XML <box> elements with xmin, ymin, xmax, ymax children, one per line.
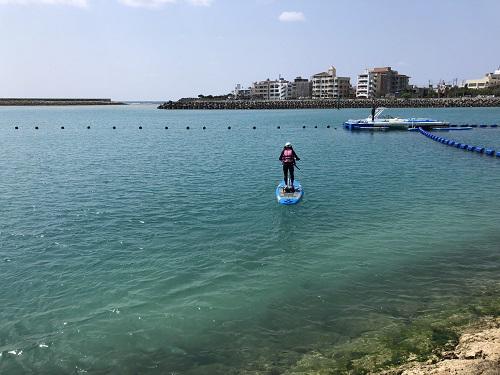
<box><xmin>0</xmin><ymin>98</ymin><xmax>126</xmax><ymax>106</ymax></box>
<box><xmin>158</xmin><ymin>97</ymin><xmax>500</xmax><ymax>110</ymax></box>
<box><xmin>270</xmin><ymin>291</ymin><xmax>500</xmax><ymax>375</ymax></box>
<box><xmin>376</xmin><ymin>317</ymin><xmax>500</xmax><ymax>375</ymax></box>
<box><xmin>276</xmin><ymin>317</ymin><xmax>500</xmax><ymax>375</ymax></box>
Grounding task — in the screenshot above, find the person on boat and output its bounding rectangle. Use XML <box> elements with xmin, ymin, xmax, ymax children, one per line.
<box><xmin>279</xmin><ymin>142</ymin><xmax>300</xmax><ymax>191</ymax></box>
<box><xmin>371</xmin><ymin>105</ymin><xmax>376</xmax><ymax>122</ymax></box>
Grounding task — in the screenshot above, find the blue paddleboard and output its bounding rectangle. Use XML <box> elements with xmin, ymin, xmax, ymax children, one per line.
<box><xmin>276</xmin><ymin>180</ymin><xmax>303</xmax><ymax>205</ymax></box>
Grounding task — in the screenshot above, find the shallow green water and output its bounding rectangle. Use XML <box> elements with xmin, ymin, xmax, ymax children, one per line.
<box><xmin>1</xmin><ymin>106</ymin><xmax>499</xmax><ymax>374</ymax></box>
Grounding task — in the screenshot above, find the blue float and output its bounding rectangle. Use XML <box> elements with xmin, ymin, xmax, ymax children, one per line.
<box><xmin>491</xmin><ymin>124</ymin><xmax>498</xmax><ymax>128</ymax></box>
<box><xmin>418</xmin><ymin>130</ymin><xmax>498</xmax><ymax>161</ymax></box>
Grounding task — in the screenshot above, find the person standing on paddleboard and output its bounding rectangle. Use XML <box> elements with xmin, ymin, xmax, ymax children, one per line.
<box><xmin>279</xmin><ymin>142</ymin><xmax>300</xmax><ymax>191</ymax></box>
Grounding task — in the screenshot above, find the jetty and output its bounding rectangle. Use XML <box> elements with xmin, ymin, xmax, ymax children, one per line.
<box><xmin>0</xmin><ymin>98</ymin><xmax>126</xmax><ymax>106</ymax></box>
<box><xmin>158</xmin><ymin>97</ymin><xmax>500</xmax><ymax>110</ymax></box>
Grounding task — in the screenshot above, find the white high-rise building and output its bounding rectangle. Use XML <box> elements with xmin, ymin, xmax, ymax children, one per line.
<box><xmin>312</xmin><ymin>66</ymin><xmax>336</xmax><ymax>99</ymax></box>
<box><xmin>251</xmin><ymin>78</ymin><xmax>290</xmax><ymax>100</ymax></box>
<box><xmin>356</xmin><ymin>69</ymin><xmax>376</xmax><ymax>98</ymax></box>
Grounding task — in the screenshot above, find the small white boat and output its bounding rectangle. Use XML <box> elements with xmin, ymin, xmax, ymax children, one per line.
<box><xmin>344</xmin><ymin>108</ymin><xmax>449</xmax><ymax>131</ymax></box>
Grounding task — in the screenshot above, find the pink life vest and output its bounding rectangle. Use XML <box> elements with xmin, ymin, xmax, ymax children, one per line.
<box><xmin>282</xmin><ymin>148</ymin><xmax>294</xmax><ymax>163</ymax></box>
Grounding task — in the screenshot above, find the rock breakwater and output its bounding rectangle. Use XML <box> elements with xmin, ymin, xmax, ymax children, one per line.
<box><xmin>0</xmin><ymin>98</ymin><xmax>125</xmax><ymax>106</ymax></box>
<box><xmin>158</xmin><ymin>97</ymin><xmax>500</xmax><ymax>110</ymax></box>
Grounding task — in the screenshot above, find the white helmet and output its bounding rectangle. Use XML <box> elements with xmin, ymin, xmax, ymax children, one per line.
<box><xmin>284</xmin><ymin>142</ymin><xmax>292</xmax><ymax>148</ymax></box>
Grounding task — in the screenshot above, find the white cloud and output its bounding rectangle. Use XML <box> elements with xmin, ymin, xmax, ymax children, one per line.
<box><xmin>278</xmin><ymin>11</ymin><xmax>305</xmax><ymax>22</ymax></box>
<box><xmin>118</xmin><ymin>0</ymin><xmax>212</xmax><ymax>7</ymax></box>
<box><xmin>187</xmin><ymin>0</ymin><xmax>212</xmax><ymax>6</ymax></box>
<box><xmin>0</xmin><ymin>0</ymin><xmax>213</xmax><ymax>8</ymax></box>
<box><xmin>117</xmin><ymin>0</ymin><xmax>176</xmax><ymax>7</ymax></box>
<box><xmin>0</xmin><ymin>0</ymin><xmax>87</xmax><ymax>6</ymax></box>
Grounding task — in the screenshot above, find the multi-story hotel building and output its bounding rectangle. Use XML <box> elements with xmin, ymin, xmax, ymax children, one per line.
<box><xmin>356</xmin><ymin>70</ymin><xmax>375</xmax><ymax>98</ymax></box>
<box><xmin>289</xmin><ymin>77</ymin><xmax>312</xmax><ymax>99</ymax></box>
<box><xmin>312</xmin><ymin>66</ymin><xmax>336</xmax><ymax>99</ymax></box>
<box><xmin>333</xmin><ymin>77</ymin><xmax>352</xmax><ymax>98</ymax></box>
<box><xmin>356</xmin><ymin>67</ymin><xmax>409</xmax><ymax>98</ymax></box>
<box><xmin>251</xmin><ymin>78</ymin><xmax>290</xmax><ymax>100</ymax></box>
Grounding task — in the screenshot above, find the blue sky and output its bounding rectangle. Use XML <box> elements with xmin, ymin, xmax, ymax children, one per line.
<box><xmin>0</xmin><ymin>0</ymin><xmax>499</xmax><ymax>100</ymax></box>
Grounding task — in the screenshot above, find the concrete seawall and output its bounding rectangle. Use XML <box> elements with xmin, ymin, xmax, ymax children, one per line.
<box><xmin>0</xmin><ymin>98</ymin><xmax>126</xmax><ymax>106</ymax></box>
<box><xmin>158</xmin><ymin>97</ymin><xmax>500</xmax><ymax>110</ymax></box>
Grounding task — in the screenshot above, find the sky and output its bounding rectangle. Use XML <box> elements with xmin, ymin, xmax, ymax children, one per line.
<box><xmin>0</xmin><ymin>0</ymin><xmax>499</xmax><ymax>101</ymax></box>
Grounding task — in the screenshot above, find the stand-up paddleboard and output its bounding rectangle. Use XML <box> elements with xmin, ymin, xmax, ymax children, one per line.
<box><xmin>276</xmin><ymin>180</ymin><xmax>303</xmax><ymax>205</ymax></box>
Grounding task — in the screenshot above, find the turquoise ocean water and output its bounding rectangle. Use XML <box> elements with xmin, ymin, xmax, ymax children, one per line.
<box><xmin>1</xmin><ymin>106</ymin><xmax>499</xmax><ymax>374</ymax></box>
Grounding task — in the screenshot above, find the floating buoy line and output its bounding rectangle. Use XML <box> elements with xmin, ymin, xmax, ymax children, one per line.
<box><xmin>9</xmin><ymin>124</ymin><xmax>337</xmax><ymax>131</ymax></box>
<box><xmin>7</xmin><ymin>123</ymin><xmax>497</xmax><ymax>134</ymax></box>
<box><xmin>418</xmin><ymin>127</ymin><xmax>500</xmax><ymax>158</ymax></box>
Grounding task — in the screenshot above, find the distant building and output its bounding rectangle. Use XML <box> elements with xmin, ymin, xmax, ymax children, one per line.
<box><xmin>333</xmin><ymin>77</ymin><xmax>352</xmax><ymax>98</ymax></box>
<box><xmin>466</xmin><ymin>68</ymin><xmax>500</xmax><ymax>89</ymax></box>
<box><xmin>356</xmin><ymin>69</ymin><xmax>375</xmax><ymax>98</ymax></box>
<box><xmin>434</xmin><ymin>80</ymin><xmax>454</xmax><ymax>96</ymax></box>
<box><xmin>251</xmin><ymin>78</ymin><xmax>290</xmax><ymax>100</ymax></box>
<box><xmin>312</xmin><ymin>66</ymin><xmax>336</xmax><ymax>99</ymax></box>
<box><xmin>372</xmin><ymin>67</ymin><xmax>409</xmax><ymax>96</ymax></box>
<box><xmin>289</xmin><ymin>77</ymin><xmax>312</xmax><ymax>99</ymax></box>
<box><xmin>357</xmin><ymin>67</ymin><xmax>410</xmax><ymax>98</ymax></box>
<box><xmin>233</xmin><ymin>84</ymin><xmax>251</xmax><ymax>99</ymax></box>
<box><xmin>409</xmin><ymin>85</ymin><xmax>433</xmax><ymax>98</ymax></box>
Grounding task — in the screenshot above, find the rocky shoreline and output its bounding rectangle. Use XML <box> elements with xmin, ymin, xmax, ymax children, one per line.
<box><xmin>376</xmin><ymin>317</ymin><xmax>500</xmax><ymax>375</ymax></box>
<box><xmin>0</xmin><ymin>98</ymin><xmax>126</xmax><ymax>106</ymax></box>
<box><xmin>158</xmin><ymin>97</ymin><xmax>500</xmax><ymax>110</ymax></box>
